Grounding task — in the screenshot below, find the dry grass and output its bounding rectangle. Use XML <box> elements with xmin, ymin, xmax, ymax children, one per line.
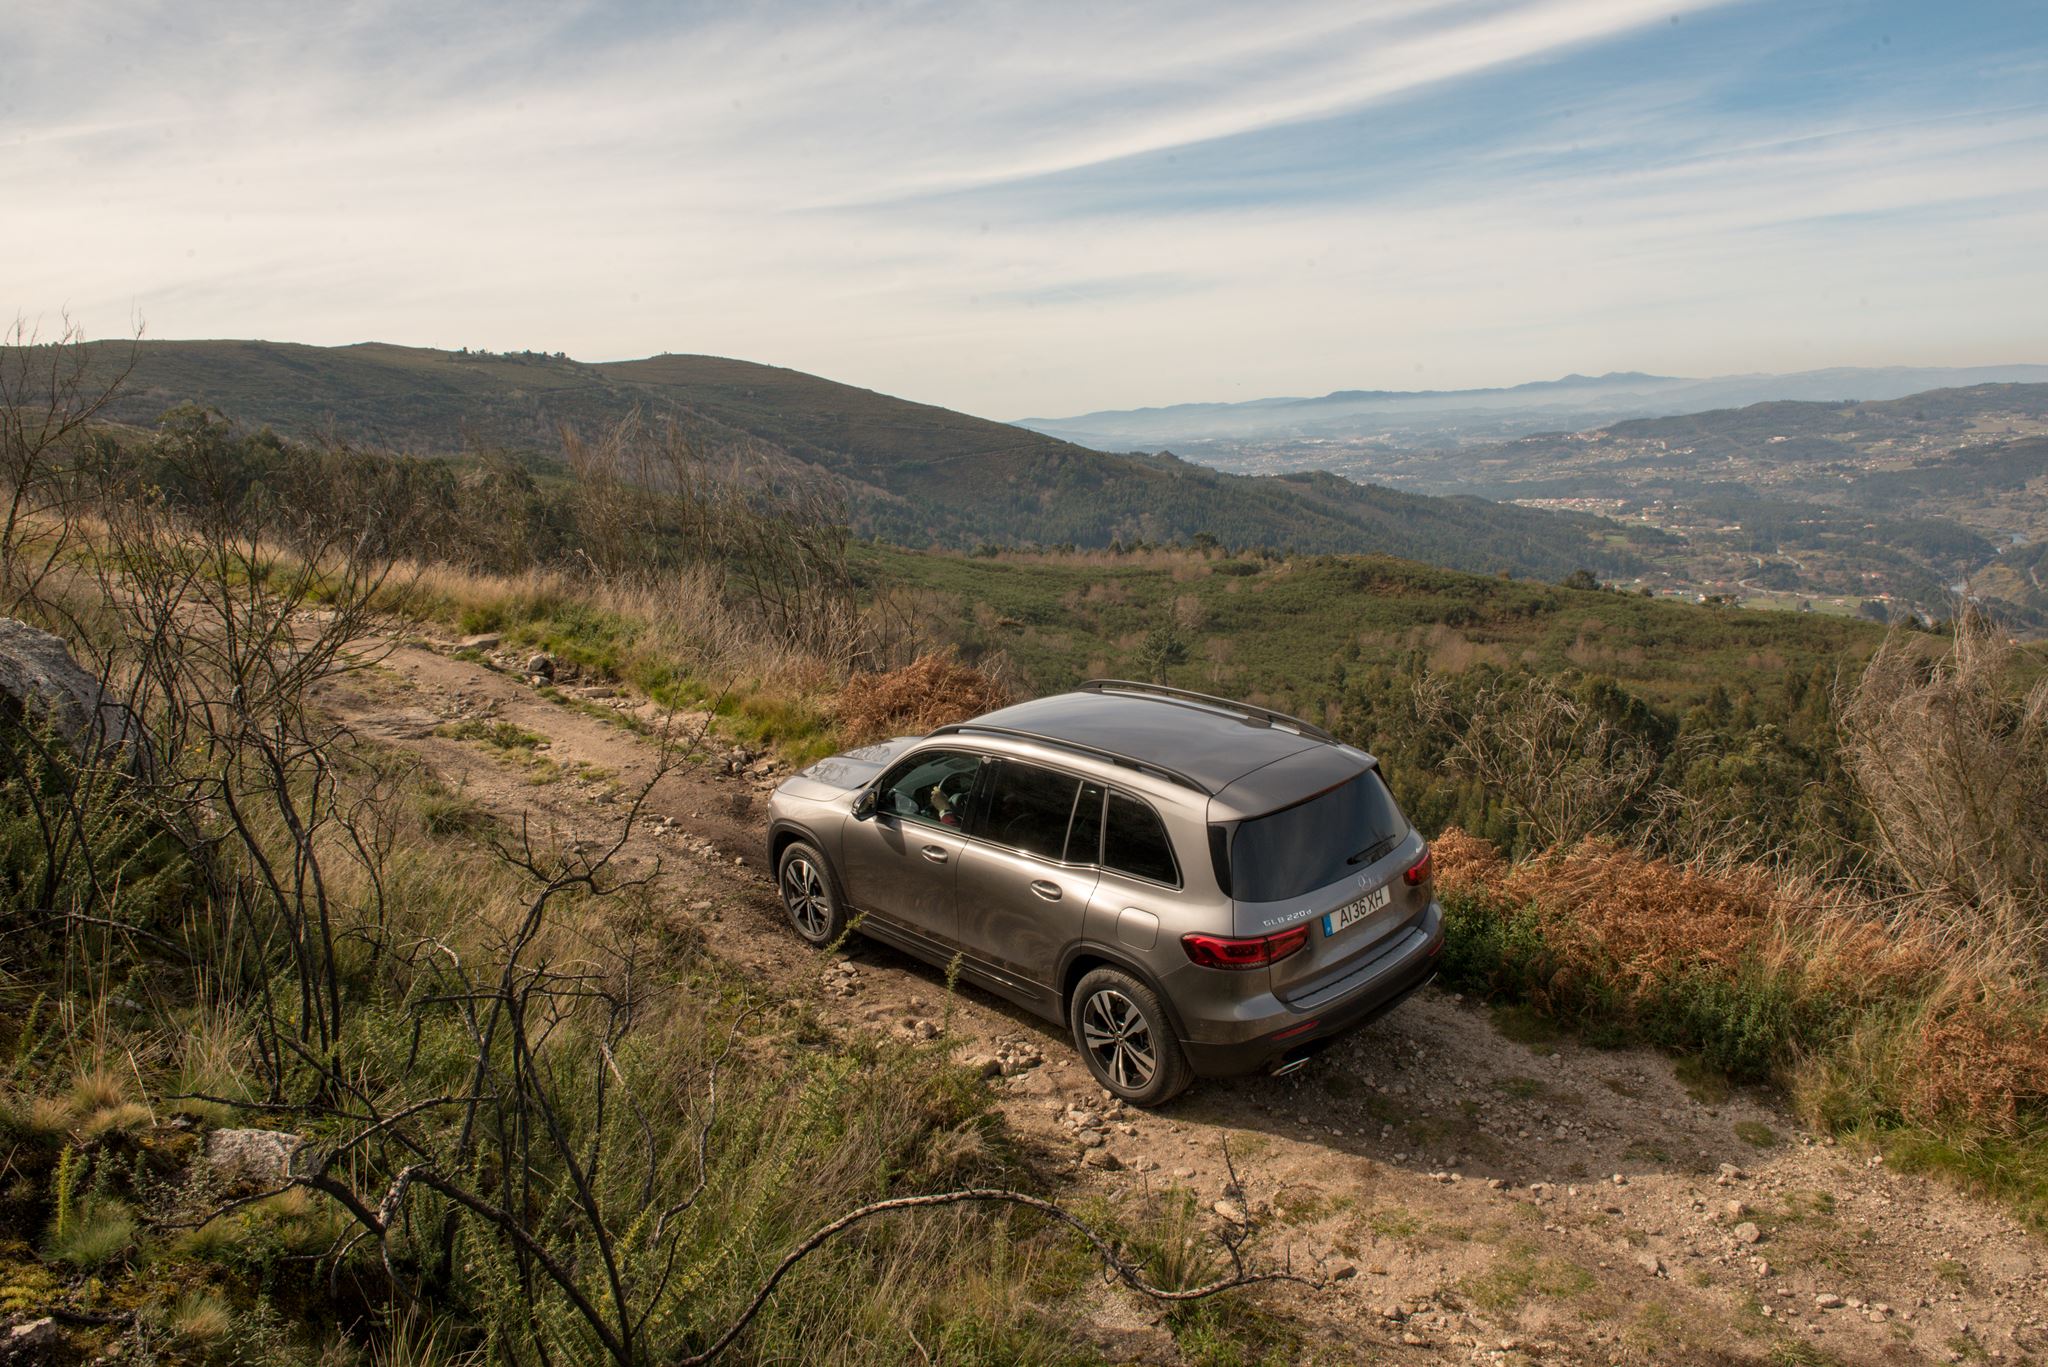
<box><xmin>1438</xmin><ymin>827</ymin><xmax>2047</xmax><ymax>1139</ymax></box>
<box><xmin>168</xmin><ymin>1289</ymin><xmax>235</xmax><ymax>1347</ymax></box>
<box><xmin>383</xmin><ymin>558</ymin><xmax>952</xmax><ymax>759</ymax></box>
<box><xmin>395</xmin><ymin>560</ymin><xmax>837</xmax><ymax>685</ymax></box>
<box><xmin>831</xmin><ymin>650</ymin><xmax>1012</xmax><ymax>746</ymax></box>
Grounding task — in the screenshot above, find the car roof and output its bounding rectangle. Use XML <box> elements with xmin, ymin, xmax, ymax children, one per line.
<box><xmin>938</xmin><ymin>684</ymin><xmax>1368</xmax><ymax>802</ymax></box>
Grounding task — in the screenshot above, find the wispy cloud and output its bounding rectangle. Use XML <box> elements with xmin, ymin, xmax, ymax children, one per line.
<box><xmin>5</xmin><ymin>0</ymin><xmax>2044</xmax><ymax>416</ymax></box>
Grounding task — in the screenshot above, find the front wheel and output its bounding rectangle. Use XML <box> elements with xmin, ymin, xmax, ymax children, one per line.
<box><xmin>776</xmin><ymin>841</ymin><xmax>846</xmax><ymax>947</ymax></box>
<box><xmin>1069</xmin><ymin>968</ymin><xmax>1192</xmax><ymax>1107</ymax></box>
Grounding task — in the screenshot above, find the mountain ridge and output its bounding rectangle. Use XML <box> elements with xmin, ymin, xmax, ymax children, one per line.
<box><xmin>1019</xmin><ymin>363</ymin><xmax>2048</xmax><ymax>452</ymax></box>
<box><xmin>57</xmin><ymin>338</ymin><xmax>1659</xmax><ymax>581</ymax></box>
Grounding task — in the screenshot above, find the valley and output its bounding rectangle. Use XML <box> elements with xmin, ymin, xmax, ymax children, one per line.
<box><xmin>1151</xmin><ymin>385</ymin><xmax>2048</xmax><ymax>629</ymax></box>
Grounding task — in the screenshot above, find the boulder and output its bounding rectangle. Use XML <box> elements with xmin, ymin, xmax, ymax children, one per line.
<box><xmin>205</xmin><ymin>1127</ymin><xmax>306</xmax><ymax>1193</ymax></box>
<box><xmin>0</xmin><ymin>617</ymin><xmax>146</xmax><ymax>769</ymax></box>
<box><xmin>525</xmin><ymin>653</ymin><xmax>555</xmax><ymax>682</ymax></box>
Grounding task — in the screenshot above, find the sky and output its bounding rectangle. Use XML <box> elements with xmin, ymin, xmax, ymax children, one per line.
<box><xmin>6</xmin><ymin>0</ymin><xmax>2046</xmax><ymax>418</ymax></box>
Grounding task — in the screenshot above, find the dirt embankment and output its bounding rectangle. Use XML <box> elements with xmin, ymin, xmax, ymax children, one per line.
<box><xmin>327</xmin><ymin>634</ymin><xmax>2047</xmax><ymax>1365</ymax></box>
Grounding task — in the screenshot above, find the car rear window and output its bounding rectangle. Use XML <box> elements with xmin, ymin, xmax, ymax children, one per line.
<box><xmin>1227</xmin><ymin>770</ymin><xmax>1406</xmax><ymax>903</ymax></box>
<box><xmin>1104</xmin><ymin>791</ymin><xmax>1178</xmax><ymax>885</ymax></box>
<box><xmin>980</xmin><ymin>760</ymin><xmax>1082</xmax><ymax>861</ymax></box>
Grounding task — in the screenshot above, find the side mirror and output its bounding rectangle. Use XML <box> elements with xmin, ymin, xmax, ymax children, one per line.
<box><xmin>852</xmin><ymin>788</ymin><xmax>877</xmax><ymax>820</ymax></box>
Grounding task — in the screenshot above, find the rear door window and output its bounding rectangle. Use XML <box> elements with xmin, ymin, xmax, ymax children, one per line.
<box><xmin>978</xmin><ymin>760</ymin><xmax>1082</xmax><ymax>861</ymax></box>
<box><xmin>1229</xmin><ymin>770</ymin><xmax>1406</xmax><ymax>902</ymax></box>
<box><xmin>1065</xmin><ymin>782</ymin><xmax>1105</xmax><ymax>864</ymax></box>
<box><xmin>1104</xmin><ymin>791</ymin><xmax>1178</xmax><ymax>886</ymax></box>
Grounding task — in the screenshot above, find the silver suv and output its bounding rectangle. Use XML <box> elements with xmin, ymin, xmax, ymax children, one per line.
<box><xmin>764</xmin><ymin>681</ymin><xmax>1443</xmax><ymax>1105</ymax></box>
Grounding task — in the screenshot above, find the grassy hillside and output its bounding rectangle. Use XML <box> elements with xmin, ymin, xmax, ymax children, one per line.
<box><xmin>859</xmin><ymin>543</ymin><xmax>1880</xmax><ymax>715</ymax></box>
<box><xmin>64</xmin><ymin>339</ymin><xmax>1657</xmax><ymax>578</ymax></box>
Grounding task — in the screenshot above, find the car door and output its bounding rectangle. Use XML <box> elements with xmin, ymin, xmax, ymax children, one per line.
<box><xmin>954</xmin><ymin>761</ymin><xmax>1099</xmax><ymax>1003</ymax></box>
<box><xmin>1079</xmin><ymin>786</ymin><xmax>1186</xmax><ymax>975</ymax></box>
<box><xmin>838</xmin><ymin>748</ymin><xmax>986</xmax><ymax>950</ymax></box>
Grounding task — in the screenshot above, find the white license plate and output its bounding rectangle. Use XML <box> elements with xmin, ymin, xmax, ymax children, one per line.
<box><xmin>1322</xmin><ymin>883</ymin><xmax>1392</xmax><ymax>937</ymax></box>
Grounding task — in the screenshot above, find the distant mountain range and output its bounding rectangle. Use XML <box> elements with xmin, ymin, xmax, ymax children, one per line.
<box><xmin>60</xmin><ymin>340</ymin><xmax>1656</xmax><ymax>581</ymax></box>
<box><xmin>1017</xmin><ymin>365</ymin><xmax>2048</xmax><ymax>455</ymax></box>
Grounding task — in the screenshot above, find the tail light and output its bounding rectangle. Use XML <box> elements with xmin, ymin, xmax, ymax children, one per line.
<box><xmin>1404</xmin><ymin>846</ymin><xmax>1433</xmax><ymax>887</ymax></box>
<box><xmin>1182</xmin><ymin>925</ymin><xmax>1310</xmax><ymax>970</ymax></box>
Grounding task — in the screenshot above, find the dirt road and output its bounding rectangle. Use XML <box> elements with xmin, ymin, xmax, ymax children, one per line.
<box><xmin>324</xmin><ymin>634</ymin><xmax>2046</xmax><ymax>1365</ymax></box>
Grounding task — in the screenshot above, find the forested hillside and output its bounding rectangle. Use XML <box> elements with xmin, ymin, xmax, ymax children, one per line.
<box><xmin>59</xmin><ymin>339</ymin><xmax>1658</xmax><ymax>578</ymax></box>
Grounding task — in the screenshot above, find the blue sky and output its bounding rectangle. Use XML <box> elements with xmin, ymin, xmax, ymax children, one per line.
<box><xmin>7</xmin><ymin>0</ymin><xmax>2045</xmax><ymax>416</ymax></box>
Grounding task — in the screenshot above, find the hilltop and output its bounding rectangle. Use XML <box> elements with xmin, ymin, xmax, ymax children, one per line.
<box><xmin>67</xmin><ymin>339</ymin><xmax>1656</xmax><ymax>580</ymax></box>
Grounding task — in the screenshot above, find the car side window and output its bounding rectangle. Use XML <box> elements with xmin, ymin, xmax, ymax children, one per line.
<box><xmin>979</xmin><ymin>760</ymin><xmax>1082</xmax><ymax>861</ymax></box>
<box><xmin>871</xmin><ymin>750</ymin><xmax>984</xmax><ymax>829</ymax></box>
<box><xmin>1103</xmin><ymin>791</ymin><xmax>1179</xmax><ymax>886</ymax></box>
<box><xmin>1065</xmin><ymin>782</ymin><xmax>1105</xmax><ymax>864</ymax></box>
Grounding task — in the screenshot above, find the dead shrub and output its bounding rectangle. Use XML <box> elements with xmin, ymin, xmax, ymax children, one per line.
<box><xmin>1430</xmin><ymin>827</ymin><xmax>1507</xmax><ymax>894</ymax></box>
<box><xmin>1416</xmin><ymin>673</ymin><xmax>1677</xmax><ymax>850</ymax></box>
<box><xmin>1838</xmin><ymin>615</ymin><xmax>2048</xmax><ymax>973</ymax></box>
<box><xmin>832</xmin><ymin>650</ymin><xmax>1010</xmax><ymax>745</ymax></box>
<box><xmin>1904</xmin><ymin>989</ymin><xmax>2048</xmax><ymax>1132</ymax></box>
<box><xmin>1499</xmin><ymin>841</ymin><xmax>1778</xmax><ymax>989</ymax></box>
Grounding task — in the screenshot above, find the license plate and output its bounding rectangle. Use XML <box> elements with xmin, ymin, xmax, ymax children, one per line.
<box><xmin>1322</xmin><ymin>883</ymin><xmax>1392</xmax><ymax>937</ymax></box>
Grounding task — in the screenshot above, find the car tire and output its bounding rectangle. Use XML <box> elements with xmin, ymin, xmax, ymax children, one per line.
<box><xmin>1069</xmin><ymin>967</ymin><xmax>1193</xmax><ymax>1107</ymax></box>
<box><xmin>776</xmin><ymin>840</ymin><xmax>847</xmax><ymax>948</ymax></box>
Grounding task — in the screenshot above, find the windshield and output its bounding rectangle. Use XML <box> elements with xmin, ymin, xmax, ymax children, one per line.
<box><xmin>1227</xmin><ymin>770</ymin><xmax>1407</xmax><ymax>903</ymax></box>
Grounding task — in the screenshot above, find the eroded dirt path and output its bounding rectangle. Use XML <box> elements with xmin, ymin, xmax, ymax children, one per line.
<box><xmin>323</xmin><ymin>635</ymin><xmax>2047</xmax><ymax>1366</ymax></box>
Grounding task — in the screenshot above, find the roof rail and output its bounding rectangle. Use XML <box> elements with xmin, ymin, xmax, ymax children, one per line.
<box><xmin>927</xmin><ymin>722</ymin><xmax>1214</xmax><ymax>795</ymax></box>
<box><xmin>1077</xmin><ymin>679</ymin><xmax>1338</xmax><ymax>745</ymax></box>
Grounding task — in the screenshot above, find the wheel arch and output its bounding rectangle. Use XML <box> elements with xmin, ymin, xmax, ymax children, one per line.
<box><xmin>769</xmin><ymin>821</ymin><xmax>843</xmax><ymax>896</ymax></box>
<box><xmin>1056</xmin><ymin>944</ymin><xmax>1189</xmax><ymax>1040</ymax></box>
<box><xmin>768</xmin><ymin>819</ymin><xmax>820</xmax><ymax>869</ymax></box>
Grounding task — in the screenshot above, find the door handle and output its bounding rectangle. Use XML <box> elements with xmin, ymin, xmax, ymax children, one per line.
<box><xmin>1029</xmin><ymin>879</ymin><xmax>1062</xmax><ymax>901</ymax></box>
<box><xmin>920</xmin><ymin>845</ymin><xmax>949</xmax><ymax>864</ymax></box>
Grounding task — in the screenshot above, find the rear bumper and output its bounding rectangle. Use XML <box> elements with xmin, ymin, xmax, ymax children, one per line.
<box><xmin>1180</xmin><ymin>902</ymin><xmax>1444</xmax><ymax>1078</ymax></box>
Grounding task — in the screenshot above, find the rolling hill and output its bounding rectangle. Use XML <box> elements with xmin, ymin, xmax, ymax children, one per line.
<box><xmin>63</xmin><ymin>339</ymin><xmax>1660</xmax><ymax>580</ymax></box>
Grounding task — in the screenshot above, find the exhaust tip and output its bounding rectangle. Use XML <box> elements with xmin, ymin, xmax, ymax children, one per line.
<box><xmin>1269</xmin><ymin>1053</ymin><xmax>1312</xmax><ymax>1078</ymax></box>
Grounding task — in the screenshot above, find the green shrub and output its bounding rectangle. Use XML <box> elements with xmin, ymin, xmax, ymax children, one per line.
<box><xmin>457</xmin><ymin>603</ymin><xmax>506</xmax><ymax>634</ymax></box>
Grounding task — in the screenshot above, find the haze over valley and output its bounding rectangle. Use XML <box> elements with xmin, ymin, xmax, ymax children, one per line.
<box><xmin>1018</xmin><ymin>364</ymin><xmax>2048</xmax><ymax>456</ymax></box>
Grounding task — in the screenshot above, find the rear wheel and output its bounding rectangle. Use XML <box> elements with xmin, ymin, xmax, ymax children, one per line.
<box><xmin>776</xmin><ymin>841</ymin><xmax>846</xmax><ymax>947</ymax></box>
<box><xmin>1069</xmin><ymin>967</ymin><xmax>1192</xmax><ymax>1107</ymax></box>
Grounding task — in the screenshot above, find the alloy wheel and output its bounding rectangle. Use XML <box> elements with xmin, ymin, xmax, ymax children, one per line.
<box><xmin>1080</xmin><ymin>988</ymin><xmax>1158</xmax><ymax>1091</ymax></box>
<box><xmin>780</xmin><ymin>856</ymin><xmax>829</xmax><ymax>939</ymax></box>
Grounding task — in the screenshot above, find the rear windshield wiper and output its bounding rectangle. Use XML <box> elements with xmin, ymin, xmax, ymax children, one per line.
<box><xmin>1346</xmin><ymin>834</ymin><xmax>1398</xmax><ymax>867</ymax></box>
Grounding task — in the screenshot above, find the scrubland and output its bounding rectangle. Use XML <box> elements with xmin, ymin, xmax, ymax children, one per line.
<box><xmin>2</xmin><ymin>337</ymin><xmax>2044</xmax><ymax>1363</ymax></box>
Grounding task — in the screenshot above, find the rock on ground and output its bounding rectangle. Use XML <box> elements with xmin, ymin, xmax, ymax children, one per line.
<box><xmin>0</xmin><ymin>617</ymin><xmax>146</xmax><ymax>767</ymax></box>
<box><xmin>205</xmin><ymin>1127</ymin><xmax>306</xmax><ymax>1192</ymax></box>
<box><xmin>0</xmin><ymin>1318</ymin><xmax>62</xmax><ymax>1363</ymax></box>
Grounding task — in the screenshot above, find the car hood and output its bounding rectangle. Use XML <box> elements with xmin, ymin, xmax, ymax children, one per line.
<box><xmin>775</xmin><ymin>735</ymin><xmax>923</xmax><ymax>800</ymax></box>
